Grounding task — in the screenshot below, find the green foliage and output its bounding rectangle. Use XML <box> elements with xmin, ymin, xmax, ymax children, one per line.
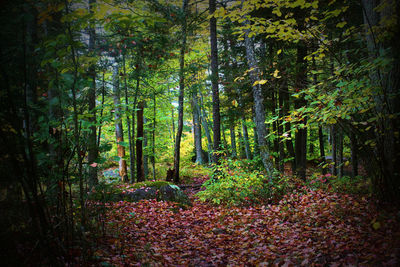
<box><xmin>307</xmin><ymin>173</ymin><xmax>371</xmax><ymax>195</ymax></box>
<box><xmin>196</xmin><ymin>158</ymin><xmax>295</xmax><ymax>206</ymax></box>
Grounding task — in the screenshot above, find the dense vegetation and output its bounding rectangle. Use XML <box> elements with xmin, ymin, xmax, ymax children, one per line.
<box><xmin>0</xmin><ymin>0</ymin><xmax>399</xmax><ymax>265</ymax></box>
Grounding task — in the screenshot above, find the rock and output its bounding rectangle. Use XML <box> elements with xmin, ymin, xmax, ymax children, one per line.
<box><xmin>121</xmin><ymin>184</ymin><xmax>191</xmax><ymax>206</ymax></box>
<box><xmin>124</xmin><ymin>187</ymin><xmax>157</xmax><ymax>202</ymax></box>
<box><xmin>157</xmin><ymin>185</ymin><xmax>191</xmax><ymax>206</ymax></box>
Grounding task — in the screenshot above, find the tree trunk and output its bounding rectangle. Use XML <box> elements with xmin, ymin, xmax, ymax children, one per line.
<box><xmin>243</xmin><ymin>23</ymin><xmax>274</xmax><ymax>174</ymax></box>
<box><xmin>238</xmin><ymin>130</ymin><xmax>246</xmax><ymax>159</ymax></box>
<box><xmin>152</xmin><ymin>94</ymin><xmax>156</xmax><ymax>179</ymax></box>
<box><xmin>136</xmin><ymin>101</ymin><xmax>144</xmax><ymax>182</ymax></box>
<box><xmin>282</xmin><ymin>80</ymin><xmax>295</xmax><ymax>173</ymax></box>
<box><xmin>112</xmin><ymin>62</ymin><xmax>128</xmax><ymax>182</ymax></box>
<box><xmin>209</xmin><ymin>0</ymin><xmax>221</xmax><ymax>164</ymax></box>
<box><xmin>192</xmin><ymin>89</ymin><xmax>204</xmax><ymax>164</ymax></box>
<box><xmin>318</xmin><ymin>126</ymin><xmax>327</xmax><ymax>174</ymax></box>
<box><xmin>338</xmin><ymin>129</ymin><xmax>344</xmax><ymax>178</ymax></box>
<box><xmin>173</xmin><ymin>0</ymin><xmax>189</xmax><ymax>183</ymax></box>
<box><xmin>278</xmin><ymin>88</ymin><xmax>285</xmax><ymax>172</ymax></box>
<box><xmin>123</xmin><ymin>55</ymin><xmax>134</xmax><ymax>183</ymax></box>
<box><xmin>229</xmin><ymin>124</ymin><xmax>237</xmax><ymax>159</ymax></box>
<box><xmin>294</xmin><ymin>33</ymin><xmax>308</xmax><ymax>180</ymax></box>
<box><xmin>242</xmin><ymin>120</ymin><xmax>252</xmax><ymax>160</ymax></box>
<box><xmin>143</xmin><ymin>115</ymin><xmax>148</xmax><ymax>180</ymax></box>
<box><xmin>87</xmin><ymin>0</ymin><xmax>98</xmax><ymax>187</ymax></box>
<box><xmin>272</xmin><ymin>90</ymin><xmax>279</xmax><ymax>168</ymax></box>
<box><xmin>350</xmin><ymin>132</ymin><xmax>358</xmax><ymax>178</ymax></box>
<box><xmin>330</xmin><ymin>125</ymin><xmax>337</xmax><ymax>176</ymax></box>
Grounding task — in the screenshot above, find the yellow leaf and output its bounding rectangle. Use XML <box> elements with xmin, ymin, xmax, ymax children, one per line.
<box><xmin>277</xmin><ymin>49</ymin><xmax>282</xmax><ymax>55</ymax></box>
<box><xmin>372</xmin><ymin>221</ymin><xmax>381</xmax><ymax>230</ymax></box>
<box><xmin>273</xmin><ymin>69</ymin><xmax>280</xmax><ymax>78</ymax></box>
<box><xmin>336</xmin><ymin>21</ymin><xmax>347</xmax><ymax>28</ymax></box>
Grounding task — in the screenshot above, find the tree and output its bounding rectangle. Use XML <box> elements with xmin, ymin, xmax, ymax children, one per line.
<box><xmin>87</xmin><ymin>0</ymin><xmax>98</xmax><ymax>187</ymax></box>
<box><xmin>173</xmin><ymin>0</ymin><xmax>189</xmax><ymax>183</ymax></box>
<box><xmin>112</xmin><ymin>61</ymin><xmax>128</xmax><ymax>183</ymax></box>
<box><xmin>209</xmin><ymin>0</ymin><xmax>221</xmax><ymax>164</ymax></box>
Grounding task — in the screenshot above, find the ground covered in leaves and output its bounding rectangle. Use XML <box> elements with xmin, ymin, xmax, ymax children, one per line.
<box><xmin>91</xmin><ymin>183</ymin><xmax>400</xmax><ymax>266</ymax></box>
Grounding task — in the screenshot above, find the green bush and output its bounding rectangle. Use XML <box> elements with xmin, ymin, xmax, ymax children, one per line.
<box><xmin>196</xmin><ymin>158</ymin><xmax>295</xmax><ymax>206</ymax></box>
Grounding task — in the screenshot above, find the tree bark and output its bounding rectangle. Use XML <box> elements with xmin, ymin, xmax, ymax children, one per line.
<box><xmin>173</xmin><ymin>0</ymin><xmax>189</xmax><ymax>183</ymax></box>
<box><xmin>229</xmin><ymin>124</ymin><xmax>237</xmax><ymax>159</ymax></box>
<box><xmin>87</xmin><ymin>0</ymin><xmax>98</xmax><ymax>187</ymax></box>
<box><xmin>192</xmin><ymin>88</ymin><xmax>204</xmax><ymax>164</ymax></box>
<box><xmin>112</xmin><ymin>62</ymin><xmax>128</xmax><ymax>182</ymax></box>
<box><xmin>294</xmin><ymin>31</ymin><xmax>308</xmax><ymax>180</ymax></box>
<box><xmin>350</xmin><ymin>131</ymin><xmax>358</xmax><ymax>178</ymax></box>
<box><xmin>136</xmin><ymin>101</ymin><xmax>144</xmax><ymax>182</ymax></box>
<box><xmin>243</xmin><ymin>23</ymin><xmax>274</xmax><ymax>174</ymax></box>
<box><xmin>123</xmin><ymin>55</ymin><xmax>135</xmax><ymax>183</ymax></box>
<box><xmin>209</xmin><ymin>0</ymin><xmax>221</xmax><ymax>164</ymax></box>
<box><xmin>242</xmin><ymin>120</ymin><xmax>252</xmax><ymax>160</ymax></box>
<box><xmin>318</xmin><ymin>126</ymin><xmax>327</xmax><ymax>175</ymax></box>
<box><xmin>143</xmin><ymin>116</ymin><xmax>148</xmax><ymax>180</ymax></box>
<box><xmin>330</xmin><ymin>125</ymin><xmax>337</xmax><ymax>176</ymax></box>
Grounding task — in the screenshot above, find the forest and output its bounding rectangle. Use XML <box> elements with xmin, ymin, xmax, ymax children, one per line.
<box><xmin>0</xmin><ymin>0</ymin><xmax>399</xmax><ymax>266</ymax></box>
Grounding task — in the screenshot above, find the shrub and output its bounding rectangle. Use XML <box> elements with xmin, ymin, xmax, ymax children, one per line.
<box><xmin>196</xmin><ymin>158</ymin><xmax>295</xmax><ymax>206</ymax></box>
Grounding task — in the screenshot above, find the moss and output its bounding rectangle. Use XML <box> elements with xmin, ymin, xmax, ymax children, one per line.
<box><xmin>132</xmin><ymin>181</ymin><xmax>172</xmax><ymax>189</ymax></box>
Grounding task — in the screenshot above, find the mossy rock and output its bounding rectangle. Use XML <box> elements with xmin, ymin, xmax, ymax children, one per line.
<box><xmin>89</xmin><ymin>181</ymin><xmax>191</xmax><ymax>207</ymax></box>
<box><xmin>131</xmin><ymin>181</ymin><xmax>172</xmax><ymax>189</ymax></box>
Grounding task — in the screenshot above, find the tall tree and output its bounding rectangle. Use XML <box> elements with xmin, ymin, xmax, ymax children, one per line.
<box><xmin>173</xmin><ymin>0</ymin><xmax>189</xmax><ymax>183</ymax></box>
<box><xmin>242</xmin><ymin>20</ymin><xmax>274</xmax><ymax>174</ymax></box>
<box><xmin>192</xmin><ymin>86</ymin><xmax>204</xmax><ymax>164</ymax></box>
<box><xmin>209</xmin><ymin>0</ymin><xmax>221</xmax><ymax>163</ymax></box>
<box><xmin>112</xmin><ymin>62</ymin><xmax>128</xmax><ymax>182</ymax></box>
<box><xmin>87</xmin><ymin>0</ymin><xmax>98</xmax><ymax>187</ymax></box>
<box><xmin>294</xmin><ymin>14</ymin><xmax>308</xmax><ymax>180</ymax></box>
<box><xmin>136</xmin><ymin>101</ymin><xmax>145</xmax><ymax>182</ymax></box>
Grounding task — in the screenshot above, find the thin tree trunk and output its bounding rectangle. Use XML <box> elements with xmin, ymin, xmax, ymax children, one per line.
<box><xmin>97</xmin><ymin>72</ymin><xmax>105</xmax><ymax>147</ymax></box>
<box><xmin>229</xmin><ymin>125</ymin><xmax>237</xmax><ymax>158</ymax></box>
<box><xmin>173</xmin><ymin>0</ymin><xmax>189</xmax><ymax>183</ymax></box>
<box><xmin>330</xmin><ymin>125</ymin><xmax>337</xmax><ymax>176</ymax></box>
<box><xmin>238</xmin><ymin>130</ymin><xmax>246</xmax><ymax>159</ymax></box>
<box><xmin>192</xmin><ymin>89</ymin><xmax>204</xmax><ymax>164</ymax></box>
<box><xmin>272</xmin><ymin>90</ymin><xmax>279</xmax><ymax>168</ymax></box>
<box><xmin>318</xmin><ymin>126</ymin><xmax>327</xmax><ymax>174</ymax></box>
<box><xmin>87</xmin><ymin>0</ymin><xmax>98</xmax><ymax>187</ymax></box>
<box><xmin>198</xmin><ymin>82</ymin><xmax>212</xmax><ymax>163</ymax></box>
<box><xmin>112</xmin><ymin>62</ymin><xmax>128</xmax><ymax>182</ymax></box>
<box><xmin>143</xmin><ymin>116</ymin><xmax>148</xmax><ymax>180</ymax></box>
<box><xmin>136</xmin><ymin>101</ymin><xmax>144</xmax><ymax>182</ymax></box>
<box><xmin>338</xmin><ymin>129</ymin><xmax>344</xmax><ymax>178</ymax></box>
<box><xmin>278</xmin><ymin>87</ymin><xmax>285</xmax><ymax>172</ymax></box>
<box><xmin>152</xmin><ymin>94</ymin><xmax>156</xmax><ymax>179</ymax></box>
<box><xmin>122</xmin><ymin>55</ymin><xmax>135</xmax><ymax>182</ymax></box>
<box><xmin>242</xmin><ymin>120</ymin><xmax>252</xmax><ymax>160</ymax></box>
<box><xmin>209</xmin><ymin>0</ymin><xmax>221</xmax><ymax>163</ymax></box>
<box><xmin>350</xmin><ymin>132</ymin><xmax>358</xmax><ymax>178</ymax></box>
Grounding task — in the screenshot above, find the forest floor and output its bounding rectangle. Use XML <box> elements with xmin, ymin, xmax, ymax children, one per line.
<box><xmin>90</xmin><ymin>172</ymin><xmax>400</xmax><ymax>266</ymax></box>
